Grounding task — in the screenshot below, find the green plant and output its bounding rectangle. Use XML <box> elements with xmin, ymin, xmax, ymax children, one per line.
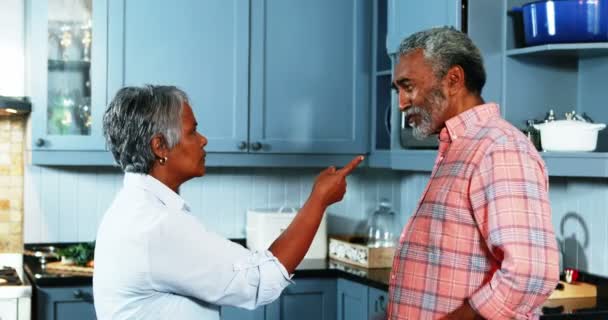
<box><xmin>56</xmin><ymin>242</ymin><xmax>95</xmax><ymax>266</ymax></box>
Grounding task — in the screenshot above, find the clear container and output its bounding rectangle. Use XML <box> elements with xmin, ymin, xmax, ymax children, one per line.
<box><xmin>366</xmin><ymin>199</ymin><xmax>397</xmax><ymax>248</ymax></box>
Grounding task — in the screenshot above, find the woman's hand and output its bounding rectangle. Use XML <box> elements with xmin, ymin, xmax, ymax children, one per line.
<box><xmin>311</xmin><ymin>156</ymin><xmax>364</xmax><ymax>207</ymax></box>
<box><xmin>269</xmin><ymin>155</ymin><xmax>364</xmax><ymax>273</ymax></box>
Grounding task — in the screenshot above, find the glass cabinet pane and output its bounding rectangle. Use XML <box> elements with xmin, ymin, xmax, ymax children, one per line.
<box><xmin>47</xmin><ymin>0</ymin><xmax>93</xmax><ymax>136</ymax></box>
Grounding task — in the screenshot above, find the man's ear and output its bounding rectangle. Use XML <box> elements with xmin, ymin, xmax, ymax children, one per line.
<box><xmin>445</xmin><ymin>65</ymin><xmax>465</xmax><ymax>95</ymax></box>
<box><xmin>150</xmin><ymin>134</ymin><xmax>168</xmax><ymax>159</ymax></box>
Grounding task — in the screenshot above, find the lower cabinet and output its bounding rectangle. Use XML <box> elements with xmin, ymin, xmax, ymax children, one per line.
<box><xmin>221</xmin><ymin>278</ymin><xmax>337</xmax><ymax>320</ymax></box>
<box><xmin>337</xmin><ymin>279</ymin><xmax>368</xmax><ymax>320</ymax></box>
<box><xmin>36</xmin><ymin>286</ymin><xmax>96</xmax><ymax>320</ymax></box>
<box><xmin>368</xmin><ymin>287</ymin><xmax>388</xmax><ymax>320</ymax></box>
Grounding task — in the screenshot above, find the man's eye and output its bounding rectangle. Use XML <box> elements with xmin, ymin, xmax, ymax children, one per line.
<box><xmin>391</xmin><ymin>83</ymin><xmax>399</xmax><ymax>93</ymax></box>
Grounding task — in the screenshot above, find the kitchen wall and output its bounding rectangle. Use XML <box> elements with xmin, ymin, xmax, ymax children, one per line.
<box><xmin>399</xmin><ymin>173</ymin><xmax>608</xmax><ymax>276</ymax></box>
<box><xmin>0</xmin><ymin>0</ymin><xmax>25</xmax><ymax>253</ymax></box>
<box><xmin>0</xmin><ymin>0</ymin><xmax>25</xmax><ymax>97</ymax></box>
<box><xmin>24</xmin><ymin>166</ymin><xmax>402</xmax><ymax>242</ymax></box>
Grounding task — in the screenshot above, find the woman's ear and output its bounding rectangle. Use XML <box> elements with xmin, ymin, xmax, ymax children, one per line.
<box><xmin>150</xmin><ymin>134</ymin><xmax>168</xmax><ymax>159</ymax></box>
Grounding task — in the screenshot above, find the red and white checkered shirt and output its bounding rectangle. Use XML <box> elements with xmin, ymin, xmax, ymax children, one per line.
<box><xmin>387</xmin><ymin>103</ymin><xmax>559</xmax><ymax>320</ymax></box>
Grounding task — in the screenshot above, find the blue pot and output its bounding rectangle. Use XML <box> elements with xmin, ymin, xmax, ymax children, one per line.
<box><xmin>522</xmin><ymin>0</ymin><xmax>608</xmax><ymax>46</ymax></box>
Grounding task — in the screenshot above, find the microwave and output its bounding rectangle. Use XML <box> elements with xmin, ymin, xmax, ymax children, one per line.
<box><xmin>400</xmin><ymin>112</ymin><xmax>438</xmax><ymax>149</ymax></box>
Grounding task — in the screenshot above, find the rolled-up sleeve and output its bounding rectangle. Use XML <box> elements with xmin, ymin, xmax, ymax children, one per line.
<box><xmin>467</xmin><ymin>144</ymin><xmax>560</xmax><ymax>319</ymax></box>
<box><xmin>147</xmin><ymin>212</ymin><xmax>292</xmax><ymax>310</ymax></box>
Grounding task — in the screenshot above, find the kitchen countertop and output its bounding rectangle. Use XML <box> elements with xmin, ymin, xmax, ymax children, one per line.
<box><xmin>23</xmin><ymin>242</ymin><xmax>608</xmax><ymax>319</ymax></box>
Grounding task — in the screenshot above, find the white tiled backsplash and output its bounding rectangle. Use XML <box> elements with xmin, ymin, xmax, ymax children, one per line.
<box><xmin>0</xmin><ymin>115</ymin><xmax>25</xmax><ymax>253</ymax></box>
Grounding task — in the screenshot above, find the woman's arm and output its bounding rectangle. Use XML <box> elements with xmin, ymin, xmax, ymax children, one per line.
<box><xmin>269</xmin><ymin>155</ymin><xmax>364</xmax><ymax>273</ymax></box>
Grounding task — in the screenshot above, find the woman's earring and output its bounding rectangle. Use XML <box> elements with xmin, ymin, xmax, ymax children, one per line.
<box><xmin>159</xmin><ymin>156</ymin><xmax>168</xmax><ymax>165</ymax></box>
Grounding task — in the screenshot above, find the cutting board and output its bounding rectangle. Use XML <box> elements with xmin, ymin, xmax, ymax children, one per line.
<box><xmin>45</xmin><ymin>261</ymin><xmax>93</xmax><ymax>275</ymax></box>
<box><xmin>548</xmin><ymin>281</ymin><xmax>597</xmax><ymax>299</ymax></box>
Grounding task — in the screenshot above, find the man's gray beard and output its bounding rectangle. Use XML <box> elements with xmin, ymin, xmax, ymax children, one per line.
<box><xmin>405</xmin><ymin>88</ymin><xmax>447</xmax><ymax>140</ymax></box>
<box><xmin>405</xmin><ymin>106</ymin><xmax>433</xmax><ymax>140</ymax></box>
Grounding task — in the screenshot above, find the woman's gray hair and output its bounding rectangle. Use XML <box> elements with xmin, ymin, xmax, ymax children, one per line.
<box><xmin>102</xmin><ymin>85</ymin><xmax>188</xmax><ymax>173</ymax></box>
<box><xmin>398</xmin><ymin>26</ymin><xmax>486</xmax><ymax>94</ymax></box>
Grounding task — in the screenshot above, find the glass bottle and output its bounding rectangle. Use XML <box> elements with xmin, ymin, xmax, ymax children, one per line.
<box><xmin>366</xmin><ymin>199</ymin><xmax>397</xmax><ymax>248</ymax></box>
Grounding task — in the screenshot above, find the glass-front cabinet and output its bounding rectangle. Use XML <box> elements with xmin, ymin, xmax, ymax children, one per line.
<box><xmin>27</xmin><ymin>0</ymin><xmax>108</xmax><ymax>161</ymax></box>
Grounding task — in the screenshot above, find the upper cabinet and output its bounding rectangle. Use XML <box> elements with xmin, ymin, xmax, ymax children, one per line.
<box><xmin>386</xmin><ymin>0</ymin><xmax>463</xmax><ymax>54</ymax></box>
<box><xmin>107</xmin><ymin>0</ymin><xmax>370</xmax><ymax>163</ymax></box>
<box><xmin>107</xmin><ymin>0</ymin><xmax>250</xmax><ymax>154</ymax></box>
<box><xmin>27</xmin><ymin>0</ymin><xmax>110</xmax><ymax>164</ymax></box>
<box><xmin>27</xmin><ymin>0</ymin><xmax>371</xmax><ymax>166</ymax></box>
<box><xmin>249</xmin><ymin>0</ymin><xmax>370</xmax><ymax>154</ymax></box>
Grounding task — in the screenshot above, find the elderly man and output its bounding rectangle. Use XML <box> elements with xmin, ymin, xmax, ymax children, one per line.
<box><xmin>388</xmin><ymin>27</ymin><xmax>559</xmax><ymax>319</ymax></box>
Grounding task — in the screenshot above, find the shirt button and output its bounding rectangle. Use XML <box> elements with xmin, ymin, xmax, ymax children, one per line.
<box><xmin>391</xmin><ymin>274</ymin><xmax>395</xmax><ymax>280</ymax></box>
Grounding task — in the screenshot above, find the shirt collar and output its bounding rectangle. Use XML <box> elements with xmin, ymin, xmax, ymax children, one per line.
<box><xmin>123</xmin><ymin>172</ymin><xmax>191</xmax><ymax>213</ymax></box>
<box><xmin>443</xmin><ymin>102</ymin><xmax>500</xmax><ymax>141</ymax></box>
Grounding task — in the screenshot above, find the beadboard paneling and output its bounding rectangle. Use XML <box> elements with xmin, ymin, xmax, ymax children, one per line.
<box><xmin>24</xmin><ymin>166</ymin><xmax>401</xmax><ymax>243</ymax></box>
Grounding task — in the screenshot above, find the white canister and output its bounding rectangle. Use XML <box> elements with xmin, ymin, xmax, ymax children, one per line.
<box><xmin>533</xmin><ymin>120</ymin><xmax>606</xmax><ymax>152</ymax></box>
<box><xmin>246</xmin><ymin>206</ymin><xmax>327</xmax><ymax>260</ymax></box>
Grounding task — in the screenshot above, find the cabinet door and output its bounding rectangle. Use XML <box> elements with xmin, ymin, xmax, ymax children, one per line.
<box><xmin>249</xmin><ymin>0</ymin><xmax>371</xmax><ymax>154</ymax></box>
<box><xmin>368</xmin><ymin>287</ymin><xmax>388</xmax><ymax>320</ymax></box>
<box><xmin>337</xmin><ymin>279</ymin><xmax>368</xmax><ymax>320</ymax></box>
<box><xmin>38</xmin><ymin>286</ymin><xmax>96</xmax><ymax>320</ymax></box>
<box><xmin>386</xmin><ymin>0</ymin><xmax>461</xmax><ymax>54</ymax></box>
<box><xmin>266</xmin><ymin>279</ymin><xmax>336</xmax><ymax>320</ymax></box>
<box><xmin>221</xmin><ymin>306</ymin><xmax>266</xmax><ymax>320</ymax></box>
<box><xmin>107</xmin><ymin>0</ymin><xmax>249</xmax><ymax>153</ymax></box>
<box><xmin>28</xmin><ymin>0</ymin><xmax>108</xmax><ymax>151</ymax></box>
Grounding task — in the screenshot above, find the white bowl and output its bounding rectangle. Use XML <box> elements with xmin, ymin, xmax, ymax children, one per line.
<box><xmin>533</xmin><ymin>120</ymin><xmax>606</xmax><ymax>152</ymax></box>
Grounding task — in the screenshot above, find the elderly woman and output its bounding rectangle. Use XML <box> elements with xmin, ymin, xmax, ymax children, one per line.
<box><xmin>93</xmin><ymin>85</ymin><xmax>362</xmax><ymax>319</ymax></box>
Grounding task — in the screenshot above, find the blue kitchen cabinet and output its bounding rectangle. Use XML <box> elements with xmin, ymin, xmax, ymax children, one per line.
<box><xmin>368</xmin><ymin>287</ymin><xmax>388</xmax><ymax>320</ymax></box>
<box><xmin>36</xmin><ymin>286</ymin><xmax>96</xmax><ymax>320</ymax></box>
<box><xmin>248</xmin><ymin>0</ymin><xmax>370</xmax><ymax>155</ymax></box>
<box><xmin>27</xmin><ymin>0</ymin><xmax>111</xmax><ymax>164</ymax></box>
<box><xmin>266</xmin><ymin>278</ymin><xmax>337</xmax><ymax>320</ymax></box>
<box><xmin>107</xmin><ymin>0</ymin><xmax>250</xmax><ymax>154</ymax></box>
<box><xmin>386</xmin><ymin>0</ymin><xmax>462</xmax><ymax>54</ymax></box>
<box><xmin>337</xmin><ymin>279</ymin><xmax>368</xmax><ymax>320</ymax></box>
<box><xmin>221</xmin><ymin>306</ymin><xmax>266</xmax><ymax>320</ymax></box>
<box><xmin>109</xmin><ymin>0</ymin><xmax>370</xmax><ymax>156</ymax></box>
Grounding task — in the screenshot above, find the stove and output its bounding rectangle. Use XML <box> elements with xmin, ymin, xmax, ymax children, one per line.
<box><xmin>0</xmin><ymin>254</ymin><xmax>31</xmax><ymax>320</ymax></box>
<box><xmin>0</xmin><ymin>266</ymin><xmax>23</xmax><ymax>286</ymax></box>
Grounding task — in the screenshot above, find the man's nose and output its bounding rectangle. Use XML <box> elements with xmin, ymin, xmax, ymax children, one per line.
<box><xmin>398</xmin><ymin>91</ymin><xmax>411</xmax><ymax>112</ymax></box>
<box><xmin>201</xmin><ymin>135</ymin><xmax>208</xmax><ymax>147</ymax></box>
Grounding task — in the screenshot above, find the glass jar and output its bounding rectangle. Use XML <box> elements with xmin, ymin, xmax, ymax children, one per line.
<box><xmin>366</xmin><ymin>199</ymin><xmax>397</xmax><ymax>248</ymax></box>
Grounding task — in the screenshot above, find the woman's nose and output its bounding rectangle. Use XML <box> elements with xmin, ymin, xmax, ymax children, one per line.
<box><xmin>200</xmin><ymin>135</ymin><xmax>208</xmax><ymax>147</ymax></box>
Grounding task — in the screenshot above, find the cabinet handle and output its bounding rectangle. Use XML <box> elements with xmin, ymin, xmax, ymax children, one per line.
<box><xmin>375</xmin><ymin>295</ymin><xmax>386</xmax><ymax>312</ymax></box>
<box><xmin>73</xmin><ymin>289</ymin><xmax>94</xmax><ymax>303</ymax></box>
<box><xmin>35</xmin><ymin>138</ymin><xmax>46</xmax><ymax>147</ymax></box>
<box><xmin>237</xmin><ymin>141</ymin><xmax>248</xmax><ymax>150</ymax></box>
<box><xmin>251</xmin><ymin>142</ymin><xmax>262</xmax><ymax>151</ymax></box>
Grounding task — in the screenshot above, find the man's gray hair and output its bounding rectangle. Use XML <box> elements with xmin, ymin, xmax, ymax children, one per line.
<box><xmin>398</xmin><ymin>26</ymin><xmax>486</xmax><ymax>94</ymax></box>
<box><xmin>102</xmin><ymin>85</ymin><xmax>188</xmax><ymax>173</ymax></box>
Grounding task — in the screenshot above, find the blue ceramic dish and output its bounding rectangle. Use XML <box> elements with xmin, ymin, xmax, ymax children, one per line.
<box><xmin>522</xmin><ymin>0</ymin><xmax>608</xmax><ymax>46</ymax></box>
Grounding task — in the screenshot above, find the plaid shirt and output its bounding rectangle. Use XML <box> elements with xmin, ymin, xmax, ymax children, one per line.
<box><xmin>388</xmin><ymin>103</ymin><xmax>559</xmax><ymax>320</ymax></box>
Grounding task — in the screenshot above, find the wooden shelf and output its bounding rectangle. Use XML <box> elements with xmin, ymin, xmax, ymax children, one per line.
<box><xmin>387</xmin><ymin>149</ymin><xmax>608</xmax><ymax>177</ymax></box>
<box><xmin>541</xmin><ymin>151</ymin><xmax>608</xmax><ymax>177</ymax></box>
<box><xmin>506</xmin><ymin>43</ymin><xmax>608</xmax><ymax>58</ymax></box>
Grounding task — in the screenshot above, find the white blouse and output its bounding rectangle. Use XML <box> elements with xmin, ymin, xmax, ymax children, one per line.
<box><xmin>93</xmin><ymin>173</ymin><xmax>292</xmax><ymax>320</ymax></box>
